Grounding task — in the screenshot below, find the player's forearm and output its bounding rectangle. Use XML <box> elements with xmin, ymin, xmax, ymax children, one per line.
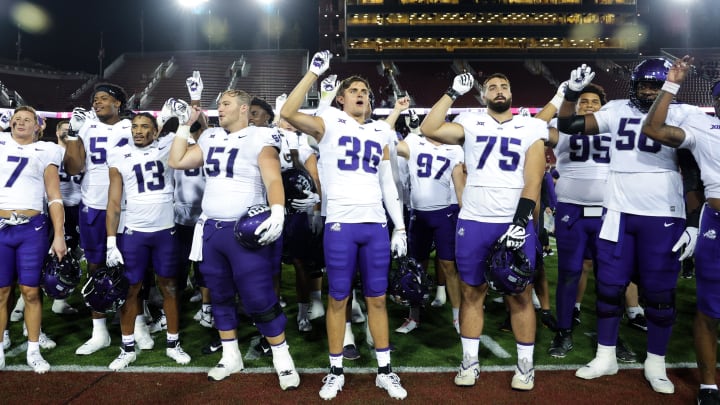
<box><xmin>105</xmin><ymin>205</ymin><xmax>121</xmax><ymax>237</ymax></box>
<box><xmin>168</xmin><ymin>126</ymin><xmax>191</xmax><ymax>169</ymax></box>
<box><xmin>420</xmin><ymin>96</ymin><xmax>453</xmax><ymax>141</ymax></box>
<box><xmin>63</xmin><ymin>140</ymin><xmax>86</xmax><ymax>175</ymax></box>
<box><xmin>281</xmin><ymin>72</ymin><xmax>317</xmax><ymax>122</ymax></box>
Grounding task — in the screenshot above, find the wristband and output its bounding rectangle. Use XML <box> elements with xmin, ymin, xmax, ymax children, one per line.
<box><xmin>661</xmin><ymin>81</ymin><xmax>680</xmax><ymax>95</ymax></box>
<box><xmin>687</xmin><ymin>206</ymin><xmax>701</xmax><ymax>228</ymax></box>
<box><xmin>512</xmin><ymin>197</ymin><xmax>536</xmax><ymax>228</ymax></box>
<box><xmin>549</xmin><ymin>94</ymin><xmax>564</xmax><ymax>110</ymax></box>
<box><xmin>175</xmin><ymin>125</ymin><xmax>191</xmax><ymax>139</ymax></box>
<box><xmin>564</xmin><ymin>89</ymin><xmax>580</xmax><ymax>103</ymax></box>
<box><xmin>445</xmin><ymin>87</ymin><xmax>461</xmax><ymax>101</ymax></box>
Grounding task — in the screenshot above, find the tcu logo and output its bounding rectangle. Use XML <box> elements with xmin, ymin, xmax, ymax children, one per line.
<box><xmin>247</xmin><ymin>204</ymin><xmax>270</xmax><ymax>218</ymax></box>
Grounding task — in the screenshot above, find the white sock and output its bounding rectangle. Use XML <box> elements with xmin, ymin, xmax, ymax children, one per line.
<box><xmin>597</xmin><ymin>343</ymin><xmax>616</xmax><ymax>359</ymax></box>
<box><xmin>202</xmin><ymin>303</ymin><xmax>211</xmax><ymax>312</ymax></box>
<box><xmin>452</xmin><ymin>307</ymin><xmax>459</xmax><ymax>322</ymax></box>
<box><xmin>27</xmin><ymin>341</ymin><xmax>40</xmax><ymax>353</ymax></box>
<box><xmin>329</xmin><ymin>353</ymin><xmax>343</xmax><ymax>370</ymax></box>
<box><xmin>343</xmin><ymin>322</ymin><xmax>355</xmax><ymax>346</ymax></box>
<box><xmin>627</xmin><ymin>306</ymin><xmax>644</xmax><ymax>319</ymax></box>
<box><xmin>574</xmin><ymin>303</ymin><xmax>581</xmax><ymax>310</ymax></box>
<box><xmin>436</xmin><ymin>285</ymin><xmax>446</xmax><ymax>296</ymax></box>
<box><xmin>92</xmin><ymin>318</ymin><xmax>108</xmax><ymax>333</ymax></box>
<box><xmin>645</xmin><ymin>352</ymin><xmax>666</xmax><ymax>374</ymax></box>
<box><xmin>701</xmin><ymin>384</ymin><xmax>719</xmax><ymax>391</ymax></box>
<box><xmin>376</xmin><ymin>348</ymin><xmax>391</xmax><ymax>368</ymax></box>
<box><xmin>221</xmin><ymin>339</ymin><xmax>241</xmax><ymax>358</ymax></box>
<box><xmin>461</xmin><ymin>336</ymin><xmax>479</xmax><ymax>361</ymax></box>
<box><xmin>516</xmin><ymin>342</ymin><xmax>534</xmax><ymax>364</ymax></box>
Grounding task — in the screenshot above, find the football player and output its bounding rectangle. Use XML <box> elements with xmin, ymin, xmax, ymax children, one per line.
<box><xmin>641</xmin><ymin>55</ymin><xmax>720</xmax><ymax>404</ymax></box>
<box><xmin>61</xmin><ymin>83</ymin><xmax>139</xmax><ymax>356</ymax></box>
<box><xmin>0</xmin><ymin>106</ymin><xmax>67</xmax><ymax>373</ymax></box>
<box><xmin>104</xmin><ymin>112</ymin><xmax>191</xmax><ymax>370</ymax></box>
<box><xmin>421</xmin><ymin>72</ymin><xmax>548</xmax><ymax>391</ymax></box>
<box><xmin>557</xmin><ymin>60</ymin><xmax>702</xmax><ymax>394</ymax></box>
<box><xmin>281</xmin><ymin>51</ymin><xmax>409</xmax><ymax>401</ymax></box>
<box><xmin>169</xmin><ymin>90</ymin><xmax>300</xmax><ymax>390</ymax></box>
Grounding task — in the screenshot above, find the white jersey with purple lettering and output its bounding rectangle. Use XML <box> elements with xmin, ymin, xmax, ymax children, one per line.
<box><xmin>278</xmin><ymin>128</ymin><xmax>296</xmax><ymax>172</ymax></box>
<box><xmin>173</xmin><ymin>137</ymin><xmax>206</xmax><ymax>226</ymax></box>
<box><xmin>107</xmin><ymin>135</ymin><xmax>175</xmax><ymax>232</ymax></box>
<box><xmin>0</xmin><ymin>134</ymin><xmax>63</xmax><ymax>211</ymax></box>
<box><xmin>551</xmin><ymin>117</ymin><xmax>610</xmax><ymax>205</ymax></box>
<box><xmin>454</xmin><ymin>113</ymin><xmax>548</xmax><ymax>222</ymax></box>
<box><xmin>197</xmin><ymin>126</ymin><xmax>281</xmax><ymax>221</ymax></box>
<box><xmin>679</xmin><ymin>112</ymin><xmax>720</xmax><ymax>199</ymax></box>
<box><xmin>404</xmin><ymin>133</ymin><xmax>464</xmax><ymax>211</ymax></box>
<box><xmin>77</xmin><ymin>118</ymin><xmax>132</xmax><ymax>209</ymax></box>
<box><xmin>594</xmin><ymin>100</ymin><xmax>702</xmax><ymax>217</ymax></box>
<box><xmin>317</xmin><ymin>107</ymin><xmax>389</xmax><ymax>223</ymax></box>
<box><xmin>58</xmin><ymin>161</ymin><xmax>83</xmax><ymax>207</ymax></box>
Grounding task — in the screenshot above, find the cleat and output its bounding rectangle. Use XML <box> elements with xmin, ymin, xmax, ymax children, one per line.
<box><xmin>319</xmin><ymin>372</ymin><xmax>345</xmax><ymax>400</ymax></box>
<box><xmin>395</xmin><ymin>318</ymin><xmax>419</xmax><ymax>334</ymax></box>
<box><xmin>279</xmin><ymin>296</ymin><xmax>287</xmax><ymax>308</ymax></box>
<box><xmin>644</xmin><ymin>360</ymin><xmax>674</xmax><ymax>394</ymax></box>
<box><xmin>273</xmin><ymin>356</ymin><xmax>300</xmax><ymax>390</ymax></box>
<box><xmin>189</xmin><ymin>290</ymin><xmax>202</xmax><ymax>303</ymax></box>
<box><xmin>193</xmin><ymin>308</ymin><xmax>202</xmax><ymax>321</ymax></box>
<box><xmin>52</xmin><ymin>300</ymin><xmax>78</xmax><ymax>315</ymax></box>
<box><xmin>351</xmin><ymin>299</ymin><xmax>365</xmax><ymax>324</ymax></box>
<box><xmin>454</xmin><ymin>358</ymin><xmax>480</xmax><ymax>387</ymax></box>
<box><xmin>308</xmin><ymin>299</ymin><xmax>325</xmax><ymax>321</ymax></box>
<box><xmin>202</xmin><ymin>339</ymin><xmax>223</xmax><ymax>355</ymax></box>
<box><xmin>166</xmin><ymin>344</ymin><xmax>191</xmax><ymax>365</ymax></box>
<box><xmin>575</xmin><ymin>355</ymin><xmax>618</xmax><ymax>380</ymax></box>
<box><xmin>511</xmin><ymin>358</ymin><xmax>535</xmax><ymax>391</ymax></box>
<box><xmin>615</xmin><ymin>338</ymin><xmax>637</xmax><ymax>363</ymax></box>
<box><xmin>431</xmin><ymin>287</ymin><xmax>446</xmax><ymax>307</ymax></box>
<box><xmin>207</xmin><ymin>354</ymin><xmax>244</xmax><ymax>381</ymax></box>
<box><xmin>628</xmin><ymin>314</ymin><xmax>648</xmax><ymax>332</ymax></box>
<box><xmin>376</xmin><ymin>372</ymin><xmax>407</xmax><ymax>400</ymax></box>
<box><xmin>3</xmin><ymin>330</ymin><xmax>10</xmax><ymax>350</ymax></box>
<box><xmin>540</xmin><ymin>310</ymin><xmax>558</xmax><ymax>332</ymax></box>
<box><xmin>27</xmin><ymin>350</ymin><xmax>50</xmax><ymax>374</ymax></box>
<box><xmin>253</xmin><ymin>337</ymin><xmax>272</xmax><ymax>357</ymax></box>
<box><xmin>342</xmin><ymin>344</ymin><xmax>360</xmax><ymax>361</ymax></box>
<box><xmin>199</xmin><ymin>309</ymin><xmax>214</xmax><ymax>328</ymax></box>
<box><xmin>698</xmin><ymin>389</ymin><xmax>720</xmax><ymax>405</ymax></box>
<box><xmin>75</xmin><ymin>331</ymin><xmax>111</xmax><ymax>355</ymax></box>
<box><xmin>10</xmin><ymin>301</ymin><xmax>24</xmax><ymax>322</ymax></box>
<box><xmin>135</xmin><ymin>320</ymin><xmax>155</xmax><ymax>350</ymax></box>
<box><xmin>109</xmin><ymin>347</ymin><xmax>137</xmax><ymax>370</ymax></box>
<box><xmin>298</xmin><ymin>317</ymin><xmax>312</xmax><ymax>332</ymax></box>
<box><xmin>548</xmin><ymin>330</ymin><xmax>573</xmax><ymax>358</ymax></box>
<box><xmin>38</xmin><ymin>332</ymin><xmax>57</xmax><ymax>350</ymax></box>
<box><xmin>148</xmin><ymin>314</ymin><xmax>168</xmax><ymax>334</ymax></box>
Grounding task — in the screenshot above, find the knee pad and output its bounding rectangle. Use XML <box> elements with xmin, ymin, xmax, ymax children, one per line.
<box><xmin>643</xmin><ymin>289</ymin><xmax>676</xmax><ymax>328</ymax></box>
<box><xmin>595</xmin><ymin>282</ymin><xmax>625</xmax><ymax>318</ymax></box>
<box><xmin>251</xmin><ymin>303</ymin><xmax>287</xmax><ymax>338</ymax></box>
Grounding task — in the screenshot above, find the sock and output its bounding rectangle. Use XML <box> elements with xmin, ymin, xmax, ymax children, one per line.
<box><xmin>221</xmin><ymin>339</ymin><xmax>241</xmax><ymax>358</ymax></box>
<box><xmin>436</xmin><ymin>285</ymin><xmax>446</xmax><ymax>295</ymax></box>
<box><xmin>329</xmin><ymin>353</ymin><xmax>343</xmax><ymax>373</ymax></box>
<box><xmin>135</xmin><ymin>314</ymin><xmax>146</xmax><ymax>325</ymax></box>
<box><xmin>452</xmin><ymin>307</ymin><xmax>460</xmax><ymax>322</ymax></box>
<box><xmin>311</xmin><ymin>290</ymin><xmax>322</xmax><ymax>301</ymax></box>
<box><xmin>627</xmin><ymin>306</ymin><xmax>644</xmax><ymax>319</ymax></box>
<box><xmin>92</xmin><ymin>318</ymin><xmax>108</xmax><ymax>333</ymax></box>
<box><xmin>516</xmin><ymin>341</ymin><xmax>534</xmax><ymax>364</ymax></box>
<box><xmin>597</xmin><ymin>343</ymin><xmax>616</xmax><ymax>359</ymax></box>
<box><xmin>461</xmin><ymin>336</ymin><xmax>480</xmax><ymax>363</ymax></box>
<box><xmin>645</xmin><ymin>352</ymin><xmax>667</xmax><ymax>375</ymax></box>
<box><xmin>343</xmin><ymin>322</ymin><xmax>355</xmax><ymax>346</ymax></box>
<box><xmin>701</xmin><ymin>384</ymin><xmax>718</xmax><ymax>391</ymax></box>
<box><xmin>28</xmin><ymin>340</ymin><xmax>40</xmax><ymax>353</ymax></box>
<box><xmin>167</xmin><ymin>332</ymin><xmax>179</xmax><ymax>348</ymax></box>
<box><xmin>574</xmin><ymin>303</ymin><xmax>581</xmax><ymax>310</ymax></box>
<box><xmin>121</xmin><ymin>334</ymin><xmax>135</xmax><ymax>351</ymax></box>
<box><xmin>376</xmin><ymin>347</ymin><xmax>391</xmax><ymax>373</ymax></box>
<box><xmin>298</xmin><ymin>303</ymin><xmax>309</xmax><ymax>318</ymax></box>
<box><xmin>202</xmin><ymin>303</ymin><xmax>211</xmax><ymax>312</ymax></box>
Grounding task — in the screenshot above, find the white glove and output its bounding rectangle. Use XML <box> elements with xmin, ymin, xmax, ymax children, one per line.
<box><xmin>186</xmin><ymin>71</ymin><xmax>203</xmax><ymax>101</ymax></box>
<box><xmin>568</xmin><ymin>64</ymin><xmax>595</xmax><ymax>92</ymax></box>
<box><xmin>166</xmin><ymin>98</ymin><xmax>191</xmax><ymax>125</ymax></box>
<box><xmin>549</xmin><ymin>80</ymin><xmax>569</xmax><ymax>109</ymax></box>
<box><xmin>320</xmin><ymin>74</ymin><xmax>339</xmax><ymax>101</ymax></box>
<box><xmin>309</xmin><ymin>50</ymin><xmax>332</xmax><ymax>76</ymax></box>
<box><xmin>391</xmin><ymin>228</ymin><xmax>408</xmax><ymax>257</ymax></box>
<box><xmin>275</xmin><ymin>93</ymin><xmax>287</xmax><ymax>118</ymax></box>
<box><xmin>309</xmin><ymin>210</ymin><xmax>323</xmax><ymax>236</ymax></box>
<box><xmin>0</xmin><ymin>110</ymin><xmax>11</xmax><ymax>130</ymax></box>
<box><xmin>447</xmin><ymin>73</ymin><xmax>474</xmax><ymax>99</ymax></box>
<box><xmin>256</xmin><ymin>204</ymin><xmax>285</xmax><ymax>245</ymax></box>
<box><xmin>518</xmin><ymin>107</ymin><xmax>531</xmax><ymax>117</ymax></box>
<box><xmin>672</xmin><ymin>226</ymin><xmax>698</xmax><ymax>261</ymax></box>
<box><xmin>291</xmin><ymin>190</ymin><xmax>320</xmax><ymax>211</ymax></box>
<box><xmin>68</xmin><ymin>107</ymin><xmax>92</xmax><ymax>138</ymax></box>
<box><xmin>500</xmin><ymin>224</ymin><xmax>528</xmax><ymax>250</ymax></box>
<box><xmin>106</xmin><ymin>236</ymin><xmax>124</xmax><ymax>267</ymax></box>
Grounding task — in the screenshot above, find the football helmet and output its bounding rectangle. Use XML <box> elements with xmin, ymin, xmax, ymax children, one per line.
<box><xmin>234</xmin><ymin>204</ymin><xmax>272</xmax><ymax>250</ymax></box>
<box><xmin>485</xmin><ymin>241</ymin><xmax>534</xmax><ymax>296</ymax></box>
<box><xmin>388</xmin><ymin>257</ymin><xmax>433</xmax><ymax>307</ymax></box>
<box><xmin>282</xmin><ymin>168</ymin><xmax>315</xmax><ymax>213</ymax></box>
<box><xmin>630</xmin><ymin>58</ymin><xmax>671</xmax><ymax>113</ymax></box>
<box><xmin>81</xmin><ymin>264</ymin><xmax>129</xmax><ymax>313</ymax></box>
<box><xmin>41</xmin><ymin>254</ymin><xmax>82</xmax><ymax>299</ymax></box>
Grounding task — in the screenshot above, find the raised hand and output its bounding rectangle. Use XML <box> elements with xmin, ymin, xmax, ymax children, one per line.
<box><xmin>309</xmin><ymin>50</ymin><xmax>332</xmax><ymax>77</ymax></box>
<box><xmin>568</xmin><ymin>64</ymin><xmax>595</xmax><ymax>92</ymax></box>
<box><xmin>186</xmin><ymin>71</ymin><xmax>203</xmax><ymax>101</ymax></box>
<box><xmin>447</xmin><ymin>73</ymin><xmax>474</xmax><ymax>100</ymax></box>
<box><xmin>667</xmin><ymin>55</ymin><xmax>694</xmax><ymax>85</ymax></box>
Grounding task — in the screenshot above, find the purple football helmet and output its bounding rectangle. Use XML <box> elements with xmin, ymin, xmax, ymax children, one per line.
<box><xmin>485</xmin><ymin>241</ymin><xmax>534</xmax><ymax>296</ymax></box>
<box><xmin>234</xmin><ymin>204</ymin><xmax>271</xmax><ymax>250</ymax></box>
<box><xmin>388</xmin><ymin>257</ymin><xmax>433</xmax><ymax>307</ymax></box>
<box><xmin>41</xmin><ymin>254</ymin><xmax>82</xmax><ymax>299</ymax></box>
<box><xmin>81</xmin><ymin>264</ymin><xmax>129</xmax><ymax>313</ymax></box>
<box><xmin>282</xmin><ymin>168</ymin><xmax>315</xmax><ymax>213</ymax></box>
<box><xmin>630</xmin><ymin>58</ymin><xmax>671</xmax><ymax>112</ymax></box>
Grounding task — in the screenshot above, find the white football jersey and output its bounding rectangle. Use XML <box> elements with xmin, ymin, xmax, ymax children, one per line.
<box><xmin>77</xmin><ymin>118</ymin><xmax>132</xmax><ymax>209</ymax></box>
<box><xmin>593</xmin><ymin>100</ymin><xmax>702</xmax><ymax>217</ymax></box>
<box><xmin>680</xmin><ymin>113</ymin><xmax>720</xmax><ymax>200</ymax></box>
<box><xmin>107</xmin><ymin>135</ymin><xmax>175</xmax><ymax>231</ymax></box>
<box><xmin>58</xmin><ymin>161</ymin><xmax>83</xmax><ymax>207</ymax></box>
<box><xmin>551</xmin><ymin>118</ymin><xmax>610</xmax><ymax>205</ymax></box>
<box><xmin>0</xmin><ymin>134</ymin><xmax>63</xmax><ymax>211</ymax></box>
<box><xmin>404</xmin><ymin>133</ymin><xmax>464</xmax><ymax>210</ymax></box>
<box><xmin>278</xmin><ymin>128</ymin><xmax>296</xmax><ymax>171</ymax></box>
<box><xmin>317</xmin><ymin>108</ymin><xmax>389</xmax><ymax>223</ymax></box>
<box><xmin>454</xmin><ymin>112</ymin><xmax>548</xmax><ymax>222</ymax></box>
<box><xmin>197</xmin><ymin>126</ymin><xmax>281</xmax><ymax>221</ymax></box>
<box><xmin>173</xmin><ymin>137</ymin><xmax>206</xmax><ymax>226</ymax></box>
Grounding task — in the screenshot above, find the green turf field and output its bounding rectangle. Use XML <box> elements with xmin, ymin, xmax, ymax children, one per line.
<box><xmin>2</xmin><ymin>238</ymin><xmax>700</xmax><ymax>370</ymax></box>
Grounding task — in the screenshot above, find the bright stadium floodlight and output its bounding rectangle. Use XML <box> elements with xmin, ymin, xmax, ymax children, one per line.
<box><xmin>178</xmin><ymin>0</ymin><xmax>209</xmax><ymax>8</ymax></box>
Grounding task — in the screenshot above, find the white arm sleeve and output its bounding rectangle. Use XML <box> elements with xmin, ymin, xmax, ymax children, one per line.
<box><xmin>379</xmin><ymin>159</ymin><xmax>405</xmax><ymax>229</ymax></box>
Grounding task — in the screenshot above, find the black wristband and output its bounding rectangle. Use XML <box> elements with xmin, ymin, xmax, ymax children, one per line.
<box><xmin>445</xmin><ymin>87</ymin><xmax>461</xmax><ymax>101</ymax></box>
<box><xmin>189</xmin><ymin>121</ymin><xmax>202</xmax><ymax>133</ymax></box>
<box><xmin>564</xmin><ymin>89</ymin><xmax>580</xmax><ymax>103</ymax></box>
<box><xmin>513</xmin><ymin>197</ymin><xmax>536</xmax><ymax>229</ymax></box>
<box><xmin>687</xmin><ymin>206</ymin><xmax>701</xmax><ymax>228</ymax></box>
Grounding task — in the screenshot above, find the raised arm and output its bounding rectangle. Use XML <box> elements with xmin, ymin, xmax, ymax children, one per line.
<box><xmin>168</xmin><ymin>106</ymin><xmax>204</xmax><ymax>170</ymax></box>
<box><xmin>382</xmin><ymin>96</ymin><xmax>410</xmax><ymax>129</ymax></box>
<box><xmin>62</xmin><ymin>108</ymin><xmax>93</xmax><ymax>175</ymax></box>
<box><xmin>557</xmin><ymin>65</ymin><xmax>600</xmax><ymax>135</ymax></box>
<box><xmin>280</xmin><ymin>51</ymin><xmax>332</xmax><ymax>140</ymax></box>
<box><xmin>420</xmin><ymin>73</ymin><xmax>472</xmax><ymax>145</ymax></box>
<box><xmin>641</xmin><ymin>55</ymin><xmax>693</xmax><ymax>148</ymax></box>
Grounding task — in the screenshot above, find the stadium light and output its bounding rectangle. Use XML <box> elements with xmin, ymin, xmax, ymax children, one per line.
<box><xmin>178</xmin><ymin>0</ymin><xmax>209</xmax><ymax>8</ymax></box>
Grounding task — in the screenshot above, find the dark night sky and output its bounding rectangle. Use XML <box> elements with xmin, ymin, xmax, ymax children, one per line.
<box><xmin>0</xmin><ymin>0</ymin><xmax>719</xmax><ymax>74</ymax></box>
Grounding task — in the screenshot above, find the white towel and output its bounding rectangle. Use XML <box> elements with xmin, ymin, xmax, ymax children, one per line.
<box><xmin>599</xmin><ymin>209</ymin><xmax>621</xmax><ymax>242</ymax></box>
<box><xmin>189</xmin><ymin>213</ymin><xmax>207</xmax><ymax>261</ymax></box>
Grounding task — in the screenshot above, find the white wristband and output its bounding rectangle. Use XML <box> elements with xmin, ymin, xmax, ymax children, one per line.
<box><xmin>549</xmin><ymin>94</ymin><xmax>564</xmax><ymax>110</ymax></box>
<box><xmin>176</xmin><ymin>125</ymin><xmax>191</xmax><ymax>139</ymax></box>
<box><xmin>661</xmin><ymin>81</ymin><xmax>680</xmax><ymax>95</ymax></box>
<box><xmin>48</xmin><ymin>199</ymin><xmax>64</xmax><ymax>208</ymax></box>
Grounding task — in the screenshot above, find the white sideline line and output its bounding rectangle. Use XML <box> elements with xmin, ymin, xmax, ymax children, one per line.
<box><xmin>479</xmin><ymin>335</ymin><xmax>512</xmax><ymax>359</ymax></box>
<box><xmin>0</xmin><ymin>362</ymin><xmax>702</xmax><ymax>374</ymax></box>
